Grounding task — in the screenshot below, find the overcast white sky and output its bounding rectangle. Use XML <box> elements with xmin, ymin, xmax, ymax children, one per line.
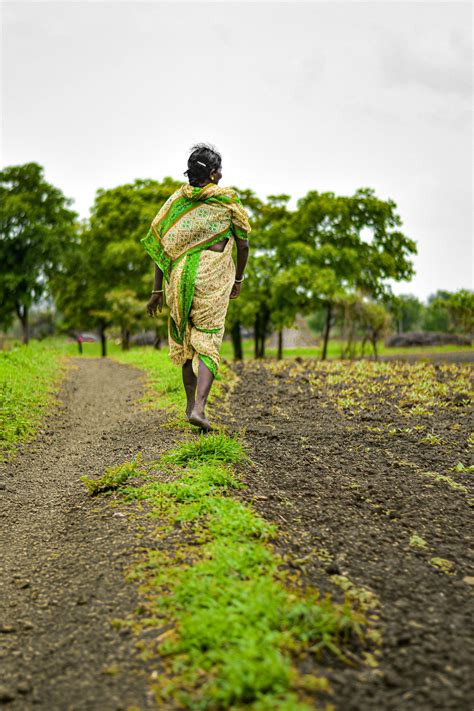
<box><xmin>1</xmin><ymin>1</ymin><xmax>472</xmax><ymax>300</ymax></box>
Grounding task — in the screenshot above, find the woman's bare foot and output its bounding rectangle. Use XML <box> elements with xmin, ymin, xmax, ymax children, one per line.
<box><xmin>188</xmin><ymin>407</ymin><xmax>212</xmax><ymax>431</ymax></box>
<box><xmin>185</xmin><ymin>402</ymin><xmax>195</xmax><ymax>420</ymax></box>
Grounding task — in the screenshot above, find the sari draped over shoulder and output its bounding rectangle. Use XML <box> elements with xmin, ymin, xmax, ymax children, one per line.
<box><xmin>141</xmin><ymin>183</ymin><xmax>251</xmax><ymax>378</ymax></box>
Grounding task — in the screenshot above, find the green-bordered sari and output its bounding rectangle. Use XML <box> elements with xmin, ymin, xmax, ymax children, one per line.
<box><xmin>141</xmin><ymin>183</ymin><xmax>250</xmax><ymax>378</ymax></box>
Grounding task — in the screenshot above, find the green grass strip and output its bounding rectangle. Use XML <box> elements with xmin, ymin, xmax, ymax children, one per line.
<box><xmin>87</xmin><ymin>433</ymin><xmax>368</xmax><ymax>709</ymax></box>
<box><xmin>115</xmin><ymin>348</ymin><xmax>185</xmax><ymax>415</ymax></box>
<box><xmin>0</xmin><ymin>342</ymin><xmax>66</xmax><ymax>461</ymax></box>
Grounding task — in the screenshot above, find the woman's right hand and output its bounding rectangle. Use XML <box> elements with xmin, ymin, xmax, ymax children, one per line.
<box><xmin>229</xmin><ymin>282</ymin><xmax>242</xmax><ymax>300</ymax></box>
<box><xmin>146</xmin><ymin>293</ymin><xmax>163</xmax><ymax>317</ymax></box>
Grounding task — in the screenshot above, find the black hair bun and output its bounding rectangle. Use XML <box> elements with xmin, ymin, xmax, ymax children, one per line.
<box><xmin>184</xmin><ymin>142</ymin><xmax>222</xmax><ymax>187</ymax></box>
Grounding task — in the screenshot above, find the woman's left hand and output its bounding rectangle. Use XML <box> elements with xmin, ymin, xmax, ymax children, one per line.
<box><xmin>229</xmin><ymin>282</ymin><xmax>242</xmax><ymax>300</ymax></box>
<box><xmin>146</xmin><ymin>293</ymin><xmax>163</xmax><ymax>317</ymax></box>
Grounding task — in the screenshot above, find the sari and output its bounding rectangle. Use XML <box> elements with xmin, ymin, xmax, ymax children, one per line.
<box><xmin>141</xmin><ymin>183</ymin><xmax>251</xmax><ymax>378</ymax></box>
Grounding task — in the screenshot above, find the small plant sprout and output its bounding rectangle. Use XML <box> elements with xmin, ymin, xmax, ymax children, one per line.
<box><xmin>421</xmin><ymin>471</ymin><xmax>468</xmax><ymax>493</ymax></box>
<box><xmin>421</xmin><ymin>432</ymin><xmax>443</xmax><ymax>445</ymax></box>
<box><xmin>409</xmin><ymin>532</ymin><xmax>428</xmax><ymax>550</ymax></box>
<box><xmin>450</xmin><ymin>462</ymin><xmax>474</xmax><ymax>474</ymax></box>
<box><xmin>430</xmin><ymin>558</ymin><xmax>455</xmax><ymax>576</ymax></box>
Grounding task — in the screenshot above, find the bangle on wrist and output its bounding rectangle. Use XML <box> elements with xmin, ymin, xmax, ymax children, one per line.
<box><xmin>151</xmin><ymin>289</ymin><xmax>163</xmax><ymax>294</ymax></box>
<box><xmin>234</xmin><ymin>276</ymin><xmax>245</xmax><ymax>283</ymax></box>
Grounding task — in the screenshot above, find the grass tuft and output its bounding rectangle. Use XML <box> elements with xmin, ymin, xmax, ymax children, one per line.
<box><xmin>82</xmin><ymin>454</ymin><xmax>146</xmax><ymax>496</ymax></box>
<box><xmin>162</xmin><ymin>431</ymin><xmax>248</xmax><ymax>467</ymax></box>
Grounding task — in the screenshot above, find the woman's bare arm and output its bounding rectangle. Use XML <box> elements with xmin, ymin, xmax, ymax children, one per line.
<box><xmin>229</xmin><ymin>238</ymin><xmax>249</xmax><ymax>300</ymax></box>
<box><xmin>154</xmin><ymin>264</ymin><xmax>163</xmax><ymax>290</ymax></box>
<box><xmin>234</xmin><ymin>238</ymin><xmax>249</xmax><ymax>281</ymax></box>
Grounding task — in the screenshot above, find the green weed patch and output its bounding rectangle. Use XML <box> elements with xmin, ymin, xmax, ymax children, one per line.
<box><xmin>81</xmin><ymin>453</ymin><xmax>147</xmax><ymax>496</ymax></box>
<box><xmin>87</xmin><ymin>434</ymin><xmax>369</xmax><ymax>709</ymax></box>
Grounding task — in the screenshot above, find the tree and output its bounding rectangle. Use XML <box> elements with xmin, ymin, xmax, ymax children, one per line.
<box><xmin>104</xmin><ymin>288</ymin><xmax>144</xmax><ymax>350</ymax></box>
<box><xmin>231</xmin><ymin>192</ymin><xmax>310</xmax><ymax>360</ymax></box>
<box><xmin>423</xmin><ymin>289</ymin><xmax>474</xmax><ymax>334</ymax></box>
<box><xmin>307</xmin><ymin>306</ymin><xmax>326</xmax><ymax>336</ymax></box>
<box><xmin>51</xmin><ymin>177</ymin><xmax>181</xmax><ymax>356</ymax></box>
<box><xmin>339</xmin><ymin>294</ymin><xmax>391</xmax><ymax>359</ymax></box>
<box><xmin>359</xmin><ymin>301</ymin><xmax>392</xmax><ymax>359</ymax></box>
<box><xmin>385</xmin><ymin>294</ymin><xmax>424</xmax><ymax>333</ymax></box>
<box><xmin>444</xmin><ymin>289</ymin><xmax>474</xmax><ymax>334</ymax></box>
<box><xmin>224</xmin><ymin>189</ymin><xmax>265</xmax><ymax>359</ymax></box>
<box><xmin>339</xmin><ymin>292</ymin><xmax>363</xmax><ymax>359</ymax></box>
<box><xmin>422</xmin><ymin>290</ymin><xmax>452</xmax><ymax>332</ymax></box>
<box><xmin>267</xmin><ymin>196</ymin><xmax>321</xmax><ymax>360</ymax></box>
<box><xmin>0</xmin><ymin>162</ymin><xmax>77</xmax><ymax>343</ymax></box>
<box><xmin>291</xmin><ymin>188</ymin><xmax>417</xmax><ymax>359</ymax></box>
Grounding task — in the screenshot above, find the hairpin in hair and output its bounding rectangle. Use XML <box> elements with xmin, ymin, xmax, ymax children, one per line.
<box><xmin>196</xmin><ymin>160</ymin><xmax>207</xmax><ymax>167</ymax></box>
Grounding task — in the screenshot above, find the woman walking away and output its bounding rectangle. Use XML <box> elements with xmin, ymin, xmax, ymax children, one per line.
<box><xmin>143</xmin><ymin>143</ymin><xmax>251</xmax><ymax>431</ymax></box>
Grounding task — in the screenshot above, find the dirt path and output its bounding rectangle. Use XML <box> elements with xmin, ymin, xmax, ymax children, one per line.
<box><xmin>0</xmin><ymin>358</ymin><xmax>176</xmax><ymax>710</ymax></box>
<box><xmin>213</xmin><ymin>361</ymin><xmax>474</xmax><ymax>711</ymax></box>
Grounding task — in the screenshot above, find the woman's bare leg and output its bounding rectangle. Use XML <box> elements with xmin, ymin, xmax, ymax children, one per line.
<box><xmin>189</xmin><ymin>358</ymin><xmax>214</xmax><ymax>431</ymax></box>
<box><xmin>182</xmin><ymin>359</ymin><xmax>197</xmax><ymax>418</ymax></box>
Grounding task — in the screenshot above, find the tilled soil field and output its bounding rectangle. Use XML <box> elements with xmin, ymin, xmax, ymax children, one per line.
<box><xmin>212</xmin><ymin>358</ymin><xmax>474</xmax><ymax>711</ymax></box>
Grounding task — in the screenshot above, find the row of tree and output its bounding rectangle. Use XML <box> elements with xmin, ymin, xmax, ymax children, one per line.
<box><xmin>386</xmin><ymin>291</ymin><xmax>473</xmax><ymax>335</ymax></box>
<box><xmin>1</xmin><ymin>161</ymin><xmax>471</xmax><ymax>359</ymax></box>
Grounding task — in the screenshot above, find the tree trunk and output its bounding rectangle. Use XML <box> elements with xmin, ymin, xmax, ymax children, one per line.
<box><xmin>321</xmin><ymin>302</ymin><xmax>332</xmax><ymax>361</ymax></box>
<box><xmin>15</xmin><ymin>303</ymin><xmax>29</xmax><ymax>345</ymax></box>
<box><xmin>20</xmin><ymin>313</ymin><xmax>29</xmax><ymax>345</ymax></box>
<box><xmin>121</xmin><ymin>328</ymin><xmax>130</xmax><ymax>351</ymax></box>
<box><xmin>231</xmin><ymin>322</ymin><xmax>243</xmax><ymax>360</ymax></box>
<box><xmin>254</xmin><ymin>309</ymin><xmax>270</xmax><ymax>359</ymax></box>
<box><xmin>341</xmin><ymin>304</ymin><xmax>348</xmax><ymax>357</ymax></box>
<box><xmin>277</xmin><ymin>329</ymin><xmax>283</xmax><ymax>360</ymax></box>
<box><xmin>371</xmin><ymin>336</ymin><xmax>378</xmax><ymax>361</ymax></box>
<box><xmin>99</xmin><ymin>326</ymin><xmax>107</xmax><ymax>357</ymax></box>
<box><xmin>259</xmin><ymin>307</ymin><xmax>270</xmax><ymax>359</ymax></box>
<box><xmin>154</xmin><ymin>326</ymin><xmax>162</xmax><ymax>350</ymax></box>
<box><xmin>77</xmin><ymin>340</ymin><xmax>83</xmax><ymax>355</ymax></box>
<box><xmin>254</xmin><ymin>315</ymin><xmax>260</xmax><ymax>359</ymax></box>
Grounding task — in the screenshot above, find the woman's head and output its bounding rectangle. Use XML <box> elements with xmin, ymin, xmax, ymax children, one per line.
<box><xmin>185</xmin><ymin>143</ymin><xmax>222</xmax><ymax>187</ymax></box>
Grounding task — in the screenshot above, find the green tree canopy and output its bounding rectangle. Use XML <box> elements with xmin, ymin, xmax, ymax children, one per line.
<box><xmin>444</xmin><ymin>289</ymin><xmax>474</xmax><ymax>334</ymax></box>
<box><xmin>51</xmin><ymin>177</ymin><xmax>181</xmax><ymax>354</ymax></box>
<box><xmin>385</xmin><ymin>294</ymin><xmax>424</xmax><ymax>333</ymax></box>
<box><xmin>0</xmin><ymin>162</ymin><xmax>78</xmax><ymax>342</ymax></box>
<box><xmin>422</xmin><ymin>290</ymin><xmax>452</xmax><ymax>332</ymax></box>
<box><xmin>290</xmin><ymin>188</ymin><xmax>416</xmax><ymax>358</ymax></box>
<box><xmin>423</xmin><ymin>289</ymin><xmax>473</xmax><ymax>334</ymax></box>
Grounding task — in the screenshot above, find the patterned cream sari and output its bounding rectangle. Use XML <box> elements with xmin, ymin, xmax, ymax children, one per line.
<box><xmin>141</xmin><ymin>183</ymin><xmax>251</xmax><ymax>377</ymax></box>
